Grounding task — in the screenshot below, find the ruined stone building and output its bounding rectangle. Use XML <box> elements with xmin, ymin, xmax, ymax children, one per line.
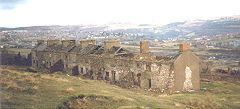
<box><xmin>0</xmin><ymin>48</ymin><xmax>31</xmax><ymax>66</ymax></box>
<box><xmin>31</xmin><ymin>39</ymin><xmax>200</xmax><ymax>92</ymax></box>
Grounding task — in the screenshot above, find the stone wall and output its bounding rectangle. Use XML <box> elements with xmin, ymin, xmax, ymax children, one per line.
<box><xmin>73</xmin><ymin>55</ymin><xmax>92</xmax><ymax>76</ymax></box>
<box><xmin>47</xmin><ymin>40</ymin><xmax>60</xmax><ymax>47</ymax></box>
<box><xmin>104</xmin><ymin>57</ymin><xmax>133</xmax><ymax>87</ymax></box>
<box><xmin>80</xmin><ymin>40</ymin><xmax>96</xmax><ymax>49</ymax></box>
<box><xmin>31</xmin><ymin>40</ymin><xmax>200</xmax><ymax>93</ymax></box>
<box><xmin>173</xmin><ymin>51</ymin><xmax>200</xmax><ymax>91</ymax></box>
<box><xmin>151</xmin><ymin>64</ymin><xmax>171</xmax><ymax>89</ymax></box>
<box><xmin>62</xmin><ymin>40</ymin><xmax>75</xmax><ymax>48</ymax></box>
<box><xmin>104</xmin><ymin>40</ymin><xmax>120</xmax><ymax>52</ymax></box>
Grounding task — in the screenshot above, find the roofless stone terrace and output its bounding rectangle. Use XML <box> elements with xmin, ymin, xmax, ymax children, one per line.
<box><xmin>31</xmin><ymin>39</ymin><xmax>200</xmax><ymax>93</ymax></box>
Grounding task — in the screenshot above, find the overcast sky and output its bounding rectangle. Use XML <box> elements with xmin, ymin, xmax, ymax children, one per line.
<box><xmin>0</xmin><ymin>0</ymin><xmax>240</xmax><ymax>27</ymax></box>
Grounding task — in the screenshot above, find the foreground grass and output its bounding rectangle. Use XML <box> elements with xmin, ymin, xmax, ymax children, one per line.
<box><xmin>1</xmin><ymin>65</ymin><xmax>240</xmax><ymax>109</ymax></box>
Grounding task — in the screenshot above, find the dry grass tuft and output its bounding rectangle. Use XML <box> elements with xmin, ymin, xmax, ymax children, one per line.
<box><xmin>1</xmin><ymin>81</ymin><xmax>23</xmax><ymax>92</ymax></box>
<box><xmin>67</xmin><ymin>87</ymin><xmax>75</xmax><ymax>92</ymax></box>
<box><xmin>41</xmin><ymin>75</ymin><xmax>69</xmax><ymax>82</ymax></box>
<box><xmin>56</xmin><ymin>78</ymin><xmax>69</xmax><ymax>82</ymax></box>
<box><xmin>113</xmin><ymin>96</ymin><xmax>135</xmax><ymax>102</ymax></box>
<box><xmin>187</xmin><ymin>96</ymin><xmax>216</xmax><ymax>109</ymax></box>
<box><xmin>175</xmin><ymin>102</ymin><xmax>181</xmax><ymax>107</ymax></box>
<box><xmin>32</xmin><ymin>85</ymin><xmax>38</xmax><ymax>90</ymax></box>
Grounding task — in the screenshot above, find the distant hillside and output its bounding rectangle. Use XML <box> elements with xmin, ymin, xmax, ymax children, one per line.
<box><xmin>159</xmin><ymin>16</ymin><xmax>240</xmax><ymax>38</ymax></box>
<box><xmin>1</xmin><ymin>15</ymin><xmax>240</xmax><ymax>39</ymax></box>
<box><xmin>0</xmin><ymin>25</ymin><xmax>107</xmax><ymax>32</ymax></box>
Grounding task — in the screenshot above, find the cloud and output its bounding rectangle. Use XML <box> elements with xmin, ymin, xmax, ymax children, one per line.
<box><xmin>0</xmin><ymin>0</ymin><xmax>28</xmax><ymax>10</ymax></box>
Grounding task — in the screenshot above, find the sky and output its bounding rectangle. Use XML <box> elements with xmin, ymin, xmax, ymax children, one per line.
<box><xmin>0</xmin><ymin>0</ymin><xmax>240</xmax><ymax>27</ymax></box>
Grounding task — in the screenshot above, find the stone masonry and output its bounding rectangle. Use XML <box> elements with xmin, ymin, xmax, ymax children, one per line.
<box><xmin>31</xmin><ymin>39</ymin><xmax>201</xmax><ymax>93</ymax></box>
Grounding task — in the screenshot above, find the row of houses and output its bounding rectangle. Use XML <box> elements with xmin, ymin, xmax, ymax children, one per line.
<box><xmin>31</xmin><ymin>39</ymin><xmax>200</xmax><ymax>93</ymax></box>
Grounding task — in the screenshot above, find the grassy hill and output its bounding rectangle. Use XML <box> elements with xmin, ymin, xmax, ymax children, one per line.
<box><xmin>1</xmin><ymin>65</ymin><xmax>240</xmax><ymax>109</ymax></box>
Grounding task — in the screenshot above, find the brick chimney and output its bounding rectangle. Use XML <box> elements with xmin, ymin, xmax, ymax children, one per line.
<box><xmin>140</xmin><ymin>41</ymin><xmax>150</xmax><ymax>54</ymax></box>
<box><xmin>104</xmin><ymin>39</ymin><xmax>120</xmax><ymax>52</ymax></box>
<box><xmin>37</xmin><ymin>40</ymin><xmax>44</xmax><ymax>45</ymax></box>
<box><xmin>179</xmin><ymin>43</ymin><xmax>190</xmax><ymax>52</ymax></box>
<box><xmin>228</xmin><ymin>67</ymin><xmax>232</xmax><ymax>74</ymax></box>
<box><xmin>62</xmin><ymin>40</ymin><xmax>76</xmax><ymax>47</ymax></box>
<box><xmin>80</xmin><ymin>39</ymin><xmax>96</xmax><ymax>49</ymax></box>
<box><xmin>47</xmin><ymin>40</ymin><xmax>60</xmax><ymax>47</ymax></box>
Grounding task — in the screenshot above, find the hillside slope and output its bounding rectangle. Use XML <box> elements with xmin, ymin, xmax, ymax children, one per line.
<box><xmin>0</xmin><ymin>65</ymin><xmax>240</xmax><ymax>109</ymax></box>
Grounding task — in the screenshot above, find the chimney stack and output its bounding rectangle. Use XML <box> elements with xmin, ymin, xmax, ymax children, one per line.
<box><xmin>47</xmin><ymin>40</ymin><xmax>60</xmax><ymax>47</ymax></box>
<box><xmin>62</xmin><ymin>40</ymin><xmax>76</xmax><ymax>47</ymax></box>
<box><xmin>140</xmin><ymin>41</ymin><xmax>150</xmax><ymax>54</ymax></box>
<box><xmin>80</xmin><ymin>39</ymin><xmax>96</xmax><ymax>49</ymax></box>
<box><xmin>104</xmin><ymin>39</ymin><xmax>120</xmax><ymax>52</ymax></box>
<box><xmin>179</xmin><ymin>43</ymin><xmax>190</xmax><ymax>52</ymax></box>
<box><xmin>228</xmin><ymin>67</ymin><xmax>232</xmax><ymax>74</ymax></box>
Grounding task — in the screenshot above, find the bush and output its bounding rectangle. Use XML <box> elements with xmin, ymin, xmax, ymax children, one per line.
<box><xmin>23</xmin><ymin>88</ymin><xmax>36</xmax><ymax>95</ymax></box>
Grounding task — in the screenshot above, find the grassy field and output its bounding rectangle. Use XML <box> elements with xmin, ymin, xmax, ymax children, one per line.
<box><xmin>1</xmin><ymin>65</ymin><xmax>240</xmax><ymax>109</ymax></box>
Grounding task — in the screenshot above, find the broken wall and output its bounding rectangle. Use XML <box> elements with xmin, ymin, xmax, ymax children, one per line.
<box><xmin>47</xmin><ymin>40</ymin><xmax>60</xmax><ymax>47</ymax></box>
<box><xmin>62</xmin><ymin>40</ymin><xmax>76</xmax><ymax>48</ymax></box>
<box><xmin>74</xmin><ymin>55</ymin><xmax>92</xmax><ymax>76</ymax></box>
<box><xmin>104</xmin><ymin>40</ymin><xmax>120</xmax><ymax>52</ymax></box>
<box><xmin>80</xmin><ymin>40</ymin><xmax>96</xmax><ymax>49</ymax></box>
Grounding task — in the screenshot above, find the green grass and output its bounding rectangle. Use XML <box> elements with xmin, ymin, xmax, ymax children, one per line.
<box><xmin>1</xmin><ymin>65</ymin><xmax>240</xmax><ymax>109</ymax></box>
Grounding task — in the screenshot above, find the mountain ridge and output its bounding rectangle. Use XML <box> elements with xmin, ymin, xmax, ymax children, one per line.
<box><xmin>1</xmin><ymin>15</ymin><xmax>240</xmax><ymax>39</ymax></box>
